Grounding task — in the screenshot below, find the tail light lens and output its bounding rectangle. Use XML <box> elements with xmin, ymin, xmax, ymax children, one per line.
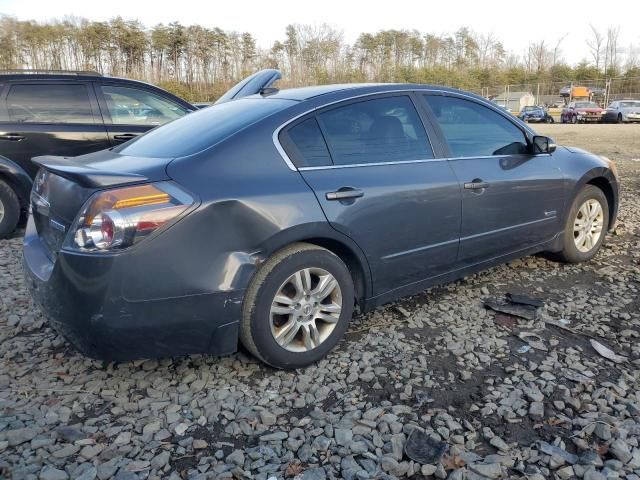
<box><xmin>65</xmin><ymin>182</ymin><xmax>195</xmax><ymax>252</ymax></box>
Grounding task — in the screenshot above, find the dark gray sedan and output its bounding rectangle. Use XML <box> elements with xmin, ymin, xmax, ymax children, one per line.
<box><xmin>23</xmin><ymin>71</ymin><xmax>619</xmax><ymax>369</ymax></box>
<box><xmin>604</xmin><ymin>100</ymin><xmax>640</xmax><ymax>123</ymax></box>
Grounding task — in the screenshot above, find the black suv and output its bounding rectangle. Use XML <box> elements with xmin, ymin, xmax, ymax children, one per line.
<box><xmin>0</xmin><ymin>70</ymin><xmax>196</xmax><ymax>238</ymax></box>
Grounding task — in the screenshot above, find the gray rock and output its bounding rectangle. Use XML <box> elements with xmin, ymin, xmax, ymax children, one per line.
<box><xmin>150</xmin><ymin>450</ymin><xmax>171</xmax><ymax>470</ymax></box>
<box><xmin>381</xmin><ymin>456</ymin><xmax>407</xmax><ymax>477</ymax></box>
<box><xmin>469</xmin><ymin>463</ymin><xmax>502</xmax><ymax>479</ymax></box>
<box><xmin>609</xmin><ymin>439</ymin><xmax>633</xmax><ymax>464</ymax></box>
<box><xmin>260</xmin><ymin>431</ymin><xmax>288</xmax><ymax>442</ymax></box>
<box><xmin>226</xmin><ymin>450</ymin><xmax>245</xmax><ymax>467</ymax></box>
<box><xmin>39</xmin><ymin>466</ymin><xmax>69</xmax><ymax>480</ymax></box>
<box><xmin>76</xmin><ymin>467</ymin><xmax>97</xmax><ymax>480</ymax></box>
<box><xmin>6</xmin><ymin>427</ymin><xmax>37</xmax><ymax>446</ymax></box>
<box><xmin>335</xmin><ymin>428</ymin><xmax>353</xmax><ymax>446</ymax></box>
<box><xmin>300</xmin><ymin>467</ymin><xmax>326</xmax><ymax>480</ymax></box>
<box><xmin>56</xmin><ymin>426</ymin><xmax>85</xmax><ymax>442</ymax></box>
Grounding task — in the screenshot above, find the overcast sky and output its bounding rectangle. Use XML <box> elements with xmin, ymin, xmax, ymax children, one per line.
<box><xmin>1</xmin><ymin>0</ymin><xmax>637</xmax><ymax>65</ymax></box>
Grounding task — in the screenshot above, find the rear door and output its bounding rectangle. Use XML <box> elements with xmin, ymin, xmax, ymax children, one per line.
<box><xmin>281</xmin><ymin>93</ymin><xmax>461</xmax><ymax>295</ymax></box>
<box><xmin>0</xmin><ymin>81</ymin><xmax>109</xmax><ymax>177</ymax></box>
<box><xmin>96</xmin><ymin>84</ymin><xmax>191</xmax><ymax>147</ymax></box>
<box><xmin>422</xmin><ymin>93</ymin><xmax>564</xmax><ymax>265</ymax></box>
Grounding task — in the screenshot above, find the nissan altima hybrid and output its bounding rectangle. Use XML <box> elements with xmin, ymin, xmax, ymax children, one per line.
<box><xmin>23</xmin><ymin>70</ymin><xmax>619</xmax><ymax>369</ymax></box>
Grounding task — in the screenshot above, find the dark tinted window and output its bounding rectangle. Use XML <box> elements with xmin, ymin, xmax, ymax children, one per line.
<box><xmin>425</xmin><ymin>96</ymin><xmax>528</xmax><ymax>157</ymax></box>
<box><xmin>318</xmin><ymin>96</ymin><xmax>432</xmax><ymax>165</ymax></box>
<box><xmin>101</xmin><ymin>85</ymin><xmax>188</xmax><ymax>126</ymax></box>
<box><xmin>282</xmin><ymin>118</ymin><xmax>331</xmax><ymax>167</ymax></box>
<box><xmin>4</xmin><ymin>84</ymin><xmax>94</xmax><ymax>124</ymax></box>
<box><xmin>117</xmin><ymin>98</ymin><xmax>293</xmax><ymax>158</ymax></box>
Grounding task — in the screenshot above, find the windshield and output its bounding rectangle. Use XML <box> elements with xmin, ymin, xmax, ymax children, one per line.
<box><xmin>575</xmin><ymin>102</ymin><xmax>599</xmax><ymax>108</ymax></box>
<box><xmin>115</xmin><ymin>98</ymin><xmax>294</xmax><ymax>158</ymax></box>
<box><xmin>620</xmin><ymin>101</ymin><xmax>640</xmax><ymax>108</ymax></box>
<box><xmin>523</xmin><ymin>106</ymin><xmax>539</xmax><ymax>111</ymax></box>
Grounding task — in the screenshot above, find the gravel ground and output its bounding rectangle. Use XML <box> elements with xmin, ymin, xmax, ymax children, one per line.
<box><xmin>1</xmin><ymin>124</ymin><xmax>640</xmax><ymax>480</ymax></box>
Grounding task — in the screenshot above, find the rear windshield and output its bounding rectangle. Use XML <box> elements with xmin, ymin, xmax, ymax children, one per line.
<box><xmin>115</xmin><ymin>98</ymin><xmax>294</xmax><ymax>158</ymax></box>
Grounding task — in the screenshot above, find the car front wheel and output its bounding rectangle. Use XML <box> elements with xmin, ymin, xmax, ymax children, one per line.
<box><xmin>557</xmin><ymin>185</ymin><xmax>609</xmax><ymax>263</ymax></box>
<box><xmin>0</xmin><ymin>179</ymin><xmax>21</xmax><ymax>240</ymax></box>
<box><xmin>240</xmin><ymin>243</ymin><xmax>354</xmax><ymax>369</ymax></box>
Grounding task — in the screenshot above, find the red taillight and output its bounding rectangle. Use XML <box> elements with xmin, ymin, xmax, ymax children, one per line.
<box><xmin>67</xmin><ymin>182</ymin><xmax>194</xmax><ymax>252</ymax></box>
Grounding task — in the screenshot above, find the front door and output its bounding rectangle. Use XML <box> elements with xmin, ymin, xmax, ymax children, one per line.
<box><xmin>422</xmin><ymin>94</ymin><xmax>565</xmax><ymax>265</ymax></box>
<box><xmin>281</xmin><ymin>94</ymin><xmax>461</xmax><ymax>296</ymax></box>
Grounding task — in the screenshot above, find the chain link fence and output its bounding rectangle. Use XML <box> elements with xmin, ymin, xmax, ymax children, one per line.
<box><xmin>468</xmin><ymin>77</ymin><xmax>640</xmax><ymax>111</ymax></box>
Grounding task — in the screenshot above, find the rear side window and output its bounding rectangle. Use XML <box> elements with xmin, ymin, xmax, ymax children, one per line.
<box><xmin>101</xmin><ymin>85</ymin><xmax>189</xmax><ymax>126</ymax></box>
<box><xmin>4</xmin><ymin>84</ymin><xmax>94</xmax><ymax>124</ymax></box>
<box><xmin>117</xmin><ymin>98</ymin><xmax>293</xmax><ymax>158</ymax></box>
<box><xmin>282</xmin><ymin>118</ymin><xmax>332</xmax><ymax>167</ymax></box>
<box><xmin>424</xmin><ymin>95</ymin><xmax>528</xmax><ymax>157</ymax></box>
<box><xmin>318</xmin><ymin>96</ymin><xmax>433</xmax><ymax>166</ymax></box>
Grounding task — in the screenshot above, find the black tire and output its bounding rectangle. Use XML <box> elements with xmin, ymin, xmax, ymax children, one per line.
<box><xmin>0</xmin><ymin>179</ymin><xmax>21</xmax><ymax>240</ymax></box>
<box><xmin>240</xmin><ymin>243</ymin><xmax>354</xmax><ymax>369</ymax></box>
<box><xmin>557</xmin><ymin>185</ymin><xmax>609</xmax><ymax>263</ymax></box>
<box><xmin>546</xmin><ymin>116</ymin><xmax>554</xmax><ymax>124</ymax></box>
<box><xmin>571</xmin><ymin>115</ymin><xmax>577</xmax><ymax>124</ymax></box>
<box><xmin>561</xmin><ymin>115</ymin><xmax>566</xmax><ymax>124</ymax></box>
<box><xmin>617</xmin><ymin>113</ymin><xmax>623</xmax><ymax>124</ymax></box>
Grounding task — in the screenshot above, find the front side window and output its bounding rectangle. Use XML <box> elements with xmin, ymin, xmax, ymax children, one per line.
<box><xmin>425</xmin><ymin>95</ymin><xmax>528</xmax><ymax>157</ymax></box>
<box><xmin>101</xmin><ymin>85</ymin><xmax>189</xmax><ymax>126</ymax></box>
<box><xmin>317</xmin><ymin>96</ymin><xmax>433</xmax><ymax>165</ymax></box>
<box><xmin>4</xmin><ymin>84</ymin><xmax>94</xmax><ymax>124</ymax></box>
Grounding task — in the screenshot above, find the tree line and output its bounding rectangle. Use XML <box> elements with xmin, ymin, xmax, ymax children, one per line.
<box><xmin>0</xmin><ymin>15</ymin><xmax>638</xmax><ymax>102</ymax></box>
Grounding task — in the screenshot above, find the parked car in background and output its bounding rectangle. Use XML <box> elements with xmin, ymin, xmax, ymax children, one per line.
<box><xmin>603</xmin><ymin>100</ymin><xmax>640</xmax><ymax>123</ymax></box>
<box><xmin>518</xmin><ymin>105</ymin><xmax>554</xmax><ymax>123</ymax></box>
<box><xmin>23</xmin><ymin>71</ymin><xmax>619</xmax><ymax>368</ymax></box>
<box><xmin>0</xmin><ymin>70</ymin><xmax>196</xmax><ymax>238</ymax></box>
<box><xmin>561</xmin><ymin>101</ymin><xmax>605</xmax><ymax>123</ymax></box>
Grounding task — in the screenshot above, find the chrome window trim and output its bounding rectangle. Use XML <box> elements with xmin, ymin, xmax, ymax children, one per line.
<box><xmin>272</xmin><ymin>87</ymin><xmax>538</xmax><ymax>171</ymax></box>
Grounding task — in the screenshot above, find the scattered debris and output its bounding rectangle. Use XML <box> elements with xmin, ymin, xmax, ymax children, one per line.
<box><xmin>517</xmin><ymin>345</ymin><xmax>531</xmax><ymax>354</ymax></box>
<box><xmin>506</xmin><ymin>293</ymin><xmax>544</xmax><ymax>308</ymax></box>
<box><xmin>414</xmin><ymin>391</ymin><xmax>434</xmax><ymax>408</ymax></box>
<box><xmin>494</xmin><ymin>313</ymin><xmax>517</xmax><ymax>329</ymax></box>
<box><xmin>404</xmin><ymin>429</ymin><xmax>448</xmax><ymax>464</ymax></box>
<box><xmin>537</xmin><ymin>441</ymin><xmax>579</xmax><ymax>465</ymax></box>
<box><xmin>517</xmin><ymin>332</ymin><xmax>548</xmax><ymax>351</ymax></box>
<box><xmin>590</xmin><ymin>339</ymin><xmax>628</xmax><ymax>364</ymax></box>
<box><xmin>484</xmin><ymin>293</ymin><xmax>543</xmax><ymax>321</ymax></box>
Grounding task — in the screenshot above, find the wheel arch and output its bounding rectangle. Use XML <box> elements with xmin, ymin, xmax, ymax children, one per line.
<box><xmin>573</xmin><ymin>167</ymin><xmax>618</xmax><ymax>231</ymax></box>
<box><xmin>0</xmin><ymin>156</ymin><xmax>32</xmax><ymax>208</ymax></box>
<box><xmin>257</xmin><ymin>223</ymin><xmax>373</xmax><ymax>311</ymax></box>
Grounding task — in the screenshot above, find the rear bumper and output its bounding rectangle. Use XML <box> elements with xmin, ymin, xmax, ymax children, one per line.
<box><xmin>23</xmin><ymin>216</ymin><xmax>242</xmax><ymax>361</ymax></box>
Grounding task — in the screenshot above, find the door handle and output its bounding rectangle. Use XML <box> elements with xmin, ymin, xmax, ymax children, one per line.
<box><xmin>113</xmin><ymin>133</ymin><xmax>138</xmax><ymax>141</ymax></box>
<box><xmin>464</xmin><ymin>180</ymin><xmax>490</xmax><ymax>190</ymax></box>
<box><xmin>326</xmin><ymin>188</ymin><xmax>364</xmax><ymax>201</ymax></box>
<box><xmin>0</xmin><ymin>133</ymin><xmax>25</xmax><ymax>141</ymax></box>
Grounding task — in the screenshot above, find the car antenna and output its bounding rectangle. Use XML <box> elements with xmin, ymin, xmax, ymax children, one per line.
<box><xmin>260</xmin><ymin>87</ymin><xmax>279</xmax><ymax>97</ymax></box>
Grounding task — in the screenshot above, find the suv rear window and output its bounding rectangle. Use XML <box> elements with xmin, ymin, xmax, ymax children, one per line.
<box><xmin>3</xmin><ymin>84</ymin><xmax>94</xmax><ymax>124</ymax></box>
<box><xmin>116</xmin><ymin>98</ymin><xmax>293</xmax><ymax>158</ymax></box>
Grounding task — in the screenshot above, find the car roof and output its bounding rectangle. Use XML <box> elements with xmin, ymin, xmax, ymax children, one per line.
<box><xmin>248</xmin><ymin>82</ymin><xmax>482</xmax><ymax>102</ymax></box>
<box><xmin>0</xmin><ymin>72</ymin><xmax>154</xmax><ymax>88</ymax></box>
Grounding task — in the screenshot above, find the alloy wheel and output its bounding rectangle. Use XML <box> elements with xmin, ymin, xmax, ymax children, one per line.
<box><xmin>0</xmin><ymin>199</ymin><xmax>4</xmax><ymax>223</ymax></box>
<box><xmin>269</xmin><ymin>267</ymin><xmax>342</xmax><ymax>352</ymax></box>
<box><xmin>573</xmin><ymin>199</ymin><xmax>604</xmax><ymax>253</ymax></box>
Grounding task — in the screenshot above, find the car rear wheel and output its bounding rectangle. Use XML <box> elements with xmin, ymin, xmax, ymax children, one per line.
<box><xmin>0</xmin><ymin>179</ymin><xmax>20</xmax><ymax>240</ymax></box>
<box><xmin>557</xmin><ymin>185</ymin><xmax>609</xmax><ymax>263</ymax></box>
<box><xmin>240</xmin><ymin>243</ymin><xmax>354</xmax><ymax>369</ymax></box>
<box><xmin>617</xmin><ymin>113</ymin><xmax>623</xmax><ymax>124</ymax></box>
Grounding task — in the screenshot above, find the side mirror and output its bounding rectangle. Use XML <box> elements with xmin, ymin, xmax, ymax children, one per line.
<box><xmin>533</xmin><ymin>135</ymin><xmax>556</xmax><ymax>154</ymax></box>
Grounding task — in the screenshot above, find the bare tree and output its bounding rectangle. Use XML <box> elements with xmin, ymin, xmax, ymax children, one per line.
<box><xmin>586</xmin><ymin>24</ymin><xmax>604</xmax><ymax>71</ymax></box>
<box><xmin>552</xmin><ymin>34</ymin><xmax>567</xmax><ymax>67</ymax></box>
<box><xmin>604</xmin><ymin>26</ymin><xmax>620</xmax><ymax>75</ymax></box>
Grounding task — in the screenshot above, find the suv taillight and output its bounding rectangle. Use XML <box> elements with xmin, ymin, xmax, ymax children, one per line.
<box><xmin>64</xmin><ymin>182</ymin><xmax>194</xmax><ymax>252</ymax></box>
